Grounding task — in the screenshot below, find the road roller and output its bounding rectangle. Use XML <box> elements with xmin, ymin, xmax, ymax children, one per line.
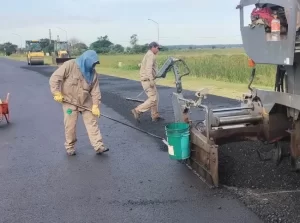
<box><xmin>26</xmin><ymin>40</ymin><xmax>44</xmax><ymax>66</ymax></box>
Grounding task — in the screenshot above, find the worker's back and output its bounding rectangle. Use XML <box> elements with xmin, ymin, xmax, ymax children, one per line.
<box><xmin>49</xmin><ymin>59</ymin><xmax>99</xmax><ymax>109</ymax></box>
<box><xmin>139</xmin><ymin>50</ymin><xmax>157</xmax><ymax>81</ymax></box>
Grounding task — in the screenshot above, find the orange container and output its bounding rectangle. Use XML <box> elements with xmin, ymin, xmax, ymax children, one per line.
<box><xmin>0</xmin><ymin>102</ymin><xmax>8</xmax><ymax>114</ymax></box>
<box><xmin>248</xmin><ymin>58</ymin><xmax>255</xmax><ymax>67</ymax></box>
<box><xmin>271</xmin><ymin>18</ymin><xmax>280</xmax><ymax>33</ymax></box>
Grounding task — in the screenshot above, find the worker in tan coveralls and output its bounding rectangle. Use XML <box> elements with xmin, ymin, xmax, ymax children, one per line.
<box><xmin>49</xmin><ymin>50</ymin><xmax>109</xmax><ymax>156</ymax></box>
<box><xmin>131</xmin><ymin>42</ymin><xmax>163</xmax><ymax>122</ymax></box>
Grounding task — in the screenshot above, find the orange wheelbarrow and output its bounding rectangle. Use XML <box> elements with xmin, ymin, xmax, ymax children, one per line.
<box><xmin>0</xmin><ymin>93</ymin><xmax>10</xmax><ymax>124</ymax></box>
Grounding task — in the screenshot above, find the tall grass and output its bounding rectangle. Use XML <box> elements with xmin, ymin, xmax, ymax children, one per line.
<box><xmin>7</xmin><ymin>48</ymin><xmax>276</xmax><ymax>87</ymax></box>
<box><xmin>98</xmin><ymin>49</ymin><xmax>276</xmax><ymax>87</ymax></box>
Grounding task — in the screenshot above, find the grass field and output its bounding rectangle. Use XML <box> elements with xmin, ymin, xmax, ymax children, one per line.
<box><xmin>5</xmin><ymin>48</ymin><xmax>274</xmax><ymax>98</ymax></box>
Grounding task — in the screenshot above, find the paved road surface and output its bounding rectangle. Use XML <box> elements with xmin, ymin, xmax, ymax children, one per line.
<box><xmin>0</xmin><ymin>59</ymin><xmax>262</xmax><ymax>223</ymax></box>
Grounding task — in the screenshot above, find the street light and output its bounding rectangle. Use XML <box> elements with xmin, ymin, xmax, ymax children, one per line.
<box><xmin>12</xmin><ymin>33</ymin><xmax>22</xmax><ymax>49</ymax></box>
<box><xmin>56</xmin><ymin>27</ymin><xmax>68</xmax><ymax>42</ymax></box>
<box><xmin>148</xmin><ymin>19</ymin><xmax>159</xmax><ymax>42</ymax></box>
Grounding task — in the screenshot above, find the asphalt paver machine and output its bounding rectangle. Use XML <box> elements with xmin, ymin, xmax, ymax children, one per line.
<box><xmin>168</xmin><ymin>0</ymin><xmax>300</xmax><ymax>187</ymax></box>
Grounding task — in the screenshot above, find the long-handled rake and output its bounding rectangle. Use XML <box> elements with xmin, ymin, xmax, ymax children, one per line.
<box><xmin>63</xmin><ymin>100</ymin><xmax>169</xmax><ymax>147</ymax></box>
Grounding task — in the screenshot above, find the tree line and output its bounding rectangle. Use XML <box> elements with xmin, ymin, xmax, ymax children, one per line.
<box><xmin>89</xmin><ymin>34</ymin><xmax>168</xmax><ymax>54</ymax></box>
<box><xmin>0</xmin><ymin>34</ymin><xmax>168</xmax><ymax>56</ymax></box>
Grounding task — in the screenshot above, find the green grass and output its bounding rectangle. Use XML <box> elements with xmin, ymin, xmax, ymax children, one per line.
<box><xmin>96</xmin><ymin>49</ymin><xmax>276</xmax><ymax>87</ymax></box>
<box><xmin>4</xmin><ymin>48</ymin><xmax>274</xmax><ymax>98</ymax></box>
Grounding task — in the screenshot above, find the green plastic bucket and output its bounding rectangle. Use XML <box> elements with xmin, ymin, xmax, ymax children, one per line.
<box><xmin>165</xmin><ymin>122</ymin><xmax>190</xmax><ymax>160</ymax></box>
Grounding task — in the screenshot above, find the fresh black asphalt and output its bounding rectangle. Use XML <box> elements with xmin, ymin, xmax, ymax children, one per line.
<box><xmin>0</xmin><ymin>58</ymin><xmax>262</xmax><ymax>223</ymax></box>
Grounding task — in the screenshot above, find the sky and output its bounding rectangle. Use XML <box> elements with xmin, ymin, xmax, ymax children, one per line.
<box><xmin>0</xmin><ymin>0</ymin><xmax>254</xmax><ymax>47</ymax></box>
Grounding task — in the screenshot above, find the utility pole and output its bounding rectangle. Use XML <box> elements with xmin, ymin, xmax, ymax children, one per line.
<box><xmin>12</xmin><ymin>33</ymin><xmax>22</xmax><ymax>53</ymax></box>
<box><xmin>49</xmin><ymin>29</ymin><xmax>52</xmax><ymax>54</ymax></box>
<box><xmin>49</xmin><ymin>29</ymin><xmax>51</xmax><ymax>44</ymax></box>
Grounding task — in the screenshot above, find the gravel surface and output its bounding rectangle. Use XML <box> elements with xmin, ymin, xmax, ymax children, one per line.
<box><xmin>21</xmin><ymin>63</ymin><xmax>300</xmax><ymax>223</ymax></box>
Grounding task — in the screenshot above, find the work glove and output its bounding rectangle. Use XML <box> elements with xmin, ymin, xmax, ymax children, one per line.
<box><xmin>92</xmin><ymin>105</ymin><xmax>100</xmax><ymax>117</ymax></box>
<box><xmin>53</xmin><ymin>91</ymin><xmax>63</xmax><ymax>103</ymax></box>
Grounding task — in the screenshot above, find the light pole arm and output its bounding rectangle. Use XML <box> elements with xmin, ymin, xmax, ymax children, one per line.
<box><xmin>148</xmin><ymin>19</ymin><xmax>159</xmax><ymax>42</ymax></box>
<box><xmin>12</xmin><ymin>33</ymin><xmax>22</xmax><ymax>50</ymax></box>
<box><xmin>56</xmin><ymin>27</ymin><xmax>68</xmax><ymax>42</ymax></box>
